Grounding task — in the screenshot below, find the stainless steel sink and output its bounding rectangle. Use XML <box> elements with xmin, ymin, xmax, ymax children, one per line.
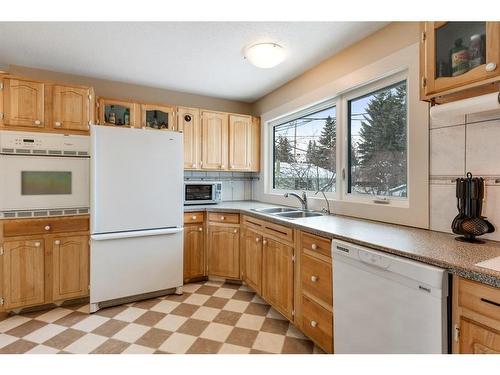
<box><xmin>275</xmin><ymin>211</ymin><xmax>324</xmax><ymax>219</ymax></box>
<box><xmin>252</xmin><ymin>207</ymin><xmax>297</xmax><ymax>214</ymax></box>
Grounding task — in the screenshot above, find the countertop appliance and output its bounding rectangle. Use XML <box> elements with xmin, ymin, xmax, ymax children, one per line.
<box><xmin>0</xmin><ymin>130</ymin><xmax>90</xmax><ymax>219</ymax></box>
<box><xmin>332</xmin><ymin>239</ymin><xmax>448</xmax><ymax>353</ymax></box>
<box><xmin>184</xmin><ymin>180</ymin><xmax>222</xmax><ymax>205</ymax></box>
<box><xmin>90</xmin><ymin>125</ymin><xmax>183</xmax><ymax>312</ymax></box>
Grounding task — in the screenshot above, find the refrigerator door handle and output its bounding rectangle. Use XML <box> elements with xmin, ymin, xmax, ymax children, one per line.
<box><xmin>91</xmin><ymin>227</ymin><xmax>183</xmax><ymax>241</ymax></box>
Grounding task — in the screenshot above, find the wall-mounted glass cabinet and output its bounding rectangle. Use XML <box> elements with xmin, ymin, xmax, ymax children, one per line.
<box><xmin>420</xmin><ymin>22</ymin><xmax>500</xmax><ymax>101</ymax></box>
<box><xmin>98</xmin><ymin>98</ymin><xmax>137</xmax><ymax>127</ymax></box>
<box><xmin>140</xmin><ymin>104</ymin><xmax>175</xmax><ymax>130</ymax></box>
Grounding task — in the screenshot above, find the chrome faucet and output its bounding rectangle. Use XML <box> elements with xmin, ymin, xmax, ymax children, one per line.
<box><xmin>284</xmin><ymin>191</ymin><xmax>308</xmax><ymax>210</ymax></box>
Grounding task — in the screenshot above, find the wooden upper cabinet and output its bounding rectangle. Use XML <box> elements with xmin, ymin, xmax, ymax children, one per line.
<box><xmin>51</xmin><ymin>235</ymin><xmax>89</xmax><ymax>301</ymax></box>
<box><xmin>262</xmin><ymin>237</ymin><xmax>294</xmax><ymax>320</ymax></box>
<box><xmin>178</xmin><ymin>107</ymin><xmax>201</xmax><ymax>169</ymax></box>
<box><xmin>228</xmin><ymin>115</ymin><xmax>260</xmax><ymax>172</ymax></box>
<box><xmin>421</xmin><ymin>22</ymin><xmax>500</xmax><ymax>101</ymax></box>
<box><xmin>207</xmin><ymin>225</ymin><xmax>239</xmax><ymax>279</ymax></box>
<box><xmin>2</xmin><ymin>239</ymin><xmax>45</xmax><ymax>310</ymax></box>
<box><xmin>242</xmin><ymin>228</ymin><xmax>263</xmax><ymax>294</ymax></box>
<box><xmin>98</xmin><ymin>98</ymin><xmax>138</xmax><ymax>128</ymax></box>
<box><xmin>201</xmin><ymin>111</ymin><xmax>228</xmax><ymax>170</ymax></box>
<box><xmin>2</xmin><ymin>78</ymin><xmax>44</xmax><ymax>128</ymax></box>
<box><xmin>183</xmin><ymin>224</ymin><xmax>205</xmax><ymax>281</ymax></box>
<box><xmin>52</xmin><ymin>85</ymin><xmax>91</xmax><ymax>132</ymax></box>
<box><xmin>140</xmin><ymin>104</ymin><xmax>175</xmax><ymax>131</ymax></box>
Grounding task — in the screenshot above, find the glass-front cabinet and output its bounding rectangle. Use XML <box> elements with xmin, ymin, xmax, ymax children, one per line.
<box><xmin>140</xmin><ymin>104</ymin><xmax>175</xmax><ymax>130</ymax></box>
<box><xmin>421</xmin><ymin>22</ymin><xmax>500</xmax><ymax>100</ymax></box>
<box><xmin>98</xmin><ymin>98</ymin><xmax>137</xmax><ymax>127</ymax></box>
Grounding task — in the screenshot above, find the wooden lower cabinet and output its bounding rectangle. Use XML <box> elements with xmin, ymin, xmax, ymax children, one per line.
<box><xmin>301</xmin><ymin>295</ymin><xmax>334</xmax><ymax>353</ymax></box>
<box><xmin>262</xmin><ymin>237</ymin><xmax>294</xmax><ymax>321</ymax></box>
<box><xmin>242</xmin><ymin>228</ymin><xmax>263</xmax><ymax>294</ymax></box>
<box><xmin>460</xmin><ymin>318</ymin><xmax>500</xmax><ymax>354</ymax></box>
<box><xmin>183</xmin><ymin>224</ymin><xmax>206</xmax><ymax>282</ymax></box>
<box><xmin>207</xmin><ymin>224</ymin><xmax>240</xmax><ymax>279</ymax></box>
<box><xmin>1</xmin><ymin>239</ymin><xmax>45</xmax><ymax>310</ymax></box>
<box><xmin>51</xmin><ymin>235</ymin><xmax>89</xmax><ymax>301</ymax></box>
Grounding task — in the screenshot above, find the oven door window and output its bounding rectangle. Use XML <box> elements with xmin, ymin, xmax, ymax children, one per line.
<box><xmin>21</xmin><ymin>171</ymin><xmax>72</xmax><ymax>195</ymax></box>
<box><xmin>185</xmin><ymin>185</ymin><xmax>213</xmax><ymax>201</ymax></box>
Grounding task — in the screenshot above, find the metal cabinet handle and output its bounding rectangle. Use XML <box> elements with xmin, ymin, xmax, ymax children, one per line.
<box><xmin>310</xmin><ymin>320</ymin><xmax>318</xmax><ymax>328</ymax></box>
<box><xmin>486</xmin><ymin>62</ymin><xmax>497</xmax><ymax>72</ymax></box>
<box><xmin>311</xmin><ymin>243</ymin><xmax>318</xmax><ymax>250</ymax></box>
<box><xmin>44</xmin><ymin>225</ymin><xmax>51</xmax><ymax>231</ymax></box>
<box><xmin>54</xmin><ymin>240</ymin><xmax>60</xmax><ymax>245</ymax></box>
<box><xmin>34</xmin><ymin>242</ymin><xmax>41</xmax><ymax>247</ymax></box>
<box><xmin>311</xmin><ymin>275</ymin><xmax>318</xmax><ymax>283</ymax></box>
<box><xmin>34</xmin><ymin>120</ymin><xmax>41</xmax><ymax>125</ymax></box>
<box><xmin>198</xmin><ymin>227</ymin><xmax>203</xmax><ymax>232</ymax></box>
<box><xmin>54</xmin><ymin>121</ymin><xmax>61</xmax><ymax>127</ymax></box>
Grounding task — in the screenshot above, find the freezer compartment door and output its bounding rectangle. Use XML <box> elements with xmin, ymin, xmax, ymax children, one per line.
<box><xmin>91</xmin><ymin>125</ymin><xmax>183</xmax><ymax>234</ymax></box>
<box><xmin>90</xmin><ymin>229</ymin><xmax>183</xmax><ymax>304</ymax></box>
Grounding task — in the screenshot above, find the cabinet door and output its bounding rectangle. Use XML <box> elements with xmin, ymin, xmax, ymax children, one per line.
<box><xmin>51</xmin><ymin>235</ymin><xmax>89</xmax><ymax>301</ymax></box>
<box><xmin>229</xmin><ymin>115</ymin><xmax>252</xmax><ymax>171</ymax></box>
<box><xmin>460</xmin><ymin>318</ymin><xmax>500</xmax><ymax>354</ymax></box>
<box><xmin>184</xmin><ymin>224</ymin><xmax>205</xmax><ymax>281</ymax></box>
<box><xmin>178</xmin><ymin>107</ymin><xmax>201</xmax><ymax>169</ymax></box>
<box><xmin>201</xmin><ymin>111</ymin><xmax>228</xmax><ymax>170</ymax></box>
<box><xmin>2</xmin><ymin>78</ymin><xmax>44</xmax><ymax>128</ymax></box>
<box><xmin>423</xmin><ymin>22</ymin><xmax>500</xmax><ymax>97</ymax></box>
<box><xmin>98</xmin><ymin>98</ymin><xmax>137</xmax><ymax>127</ymax></box>
<box><xmin>262</xmin><ymin>237</ymin><xmax>294</xmax><ymax>320</ymax></box>
<box><xmin>207</xmin><ymin>225</ymin><xmax>239</xmax><ymax>278</ymax></box>
<box><xmin>141</xmin><ymin>104</ymin><xmax>175</xmax><ymax>131</ymax></box>
<box><xmin>242</xmin><ymin>228</ymin><xmax>263</xmax><ymax>294</ymax></box>
<box><xmin>53</xmin><ymin>85</ymin><xmax>90</xmax><ymax>131</ymax></box>
<box><xmin>2</xmin><ymin>239</ymin><xmax>45</xmax><ymax>309</ymax></box>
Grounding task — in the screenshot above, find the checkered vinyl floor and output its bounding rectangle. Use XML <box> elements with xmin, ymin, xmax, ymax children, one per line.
<box><xmin>0</xmin><ymin>280</ymin><xmax>323</xmax><ymax>354</ymax></box>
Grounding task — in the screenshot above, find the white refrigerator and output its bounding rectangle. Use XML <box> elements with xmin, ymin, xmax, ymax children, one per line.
<box><xmin>90</xmin><ymin>125</ymin><xmax>183</xmax><ymax>312</ymax></box>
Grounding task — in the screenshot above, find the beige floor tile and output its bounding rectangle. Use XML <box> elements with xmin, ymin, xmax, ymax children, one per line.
<box><xmin>0</xmin><ymin>316</ymin><xmax>31</xmax><ymax>333</ymax></box>
<box><xmin>182</xmin><ymin>283</ymin><xmax>203</xmax><ymax>293</ymax></box>
<box><xmin>250</xmin><ymin>295</ymin><xmax>267</xmax><ymax>305</ymax></box>
<box><xmin>150</xmin><ymin>300</ymin><xmax>180</xmax><ymax>314</ymax></box>
<box><xmin>23</xmin><ymin>324</ymin><xmax>66</xmax><ymax>344</ymax></box>
<box><xmin>76</xmin><ymin>304</ymin><xmax>90</xmax><ymax>314</ymax></box>
<box><xmin>64</xmin><ymin>333</ymin><xmax>108</xmax><ymax>354</ymax></box>
<box><xmin>252</xmin><ymin>331</ymin><xmax>286</xmax><ymax>353</ymax></box>
<box><xmin>266</xmin><ymin>307</ymin><xmax>287</xmax><ymax>320</ymax></box>
<box><xmin>200</xmin><ymin>322</ymin><xmax>233</xmax><ymax>343</ymax></box>
<box><xmin>122</xmin><ymin>344</ymin><xmax>155</xmax><ymax>354</ymax></box>
<box><xmin>236</xmin><ymin>314</ymin><xmax>265</xmax><ymax>331</ymax></box>
<box><xmin>112</xmin><ymin>323</ymin><xmax>150</xmax><ymax>343</ymax></box>
<box><xmin>154</xmin><ymin>314</ymin><xmax>188</xmax><ymax>332</ymax></box>
<box><xmin>191</xmin><ymin>306</ymin><xmax>220</xmax><ymax>322</ymax></box>
<box><xmin>183</xmin><ymin>293</ymin><xmax>210</xmax><ymax>306</ymax></box>
<box><xmin>204</xmin><ymin>280</ymin><xmax>224</xmax><ymax>288</ymax></box>
<box><xmin>0</xmin><ymin>334</ymin><xmax>18</xmax><ymax>349</ymax></box>
<box><xmin>113</xmin><ymin>307</ymin><xmax>147</xmax><ymax>322</ymax></box>
<box><xmin>26</xmin><ymin>344</ymin><xmax>60</xmax><ymax>354</ymax></box>
<box><xmin>286</xmin><ymin>324</ymin><xmax>307</xmax><ymax>339</ymax></box>
<box><xmin>71</xmin><ymin>315</ymin><xmax>109</xmax><ymax>332</ymax></box>
<box><xmin>35</xmin><ymin>308</ymin><xmax>73</xmax><ymax>323</ymax></box>
<box><xmin>213</xmin><ymin>288</ymin><xmax>237</xmax><ymax>299</ymax></box>
<box><xmin>218</xmin><ymin>343</ymin><xmax>251</xmax><ymax>354</ymax></box>
<box><xmin>159</xmin><ymin>332</ymin><xmax>197</xmax><ymax>354</ymax></box>
<box><xmin>224</xmin><ymin>299</ymin><xmax>250</xmax><ymax>313</ymax></box>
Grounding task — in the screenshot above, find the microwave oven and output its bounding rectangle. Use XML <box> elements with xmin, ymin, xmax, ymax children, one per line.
<box><xmin>184</xmin><ymin>181</ymin><xmax>222</xmax><ymax>205</ymax></box>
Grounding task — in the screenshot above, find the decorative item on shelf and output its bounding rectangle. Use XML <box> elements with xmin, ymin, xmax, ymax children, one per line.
<box><xmin>451</xmin><ymin>172</ymin><xmax>495</xmax><ymax>243</ymax></box>
<box><xmin>436</xmin><ymin>60</ymin><xmax>450</xmax><ymax>78</ymax></box>
<box><xmin>450</xmin><ymin>38</ymin><xmax>470</xmax><ymax>77</ymax></box>
<box><xmin>108</xmin><ymin>106</ymin><xmax>116</xmax><ymax>125</ymax></box>
<box><xmin>469</xmin><ymin>34</ymin><xmax>486</xmax><ymax>69</ymax></box>
<box><xmin>124</xmin><ymin>108</ymin><xmax>130</xmax><ymax>126</ymax></box>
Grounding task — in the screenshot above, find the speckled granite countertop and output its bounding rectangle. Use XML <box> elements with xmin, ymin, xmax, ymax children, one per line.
<box><xmin>185</xmin><ymin>201</ymin><xmax>500</xmax><ymax>288</ymax></box>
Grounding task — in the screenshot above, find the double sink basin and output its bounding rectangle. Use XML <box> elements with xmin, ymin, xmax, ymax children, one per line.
<box><xmin>251</xmin><ymin>206</ymin><xmax>325</xmax><ymax>219</ymax></box>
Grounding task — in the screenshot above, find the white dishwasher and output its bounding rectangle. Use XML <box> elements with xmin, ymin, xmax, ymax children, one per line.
<box><xmin>332</xmin><ymin>239</ymin><xmax>448</xmax><ymax>354</ymax></box>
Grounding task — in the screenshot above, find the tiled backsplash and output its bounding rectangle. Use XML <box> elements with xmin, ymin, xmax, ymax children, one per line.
<box><xmin>429</xmin><ymin>109</ymin><xmax>500</xmax><ymax>241</ymax></box>
<box><xmin>184</xmin><ymin>171</ymin><xmax>258</xmax><ymax>201</ymax></box>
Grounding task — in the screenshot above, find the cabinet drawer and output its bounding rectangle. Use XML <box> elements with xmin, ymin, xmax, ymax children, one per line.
<box><xmin>263</xmin><ymin>221</ymin><xmax>293</xmax><ymax>243</ymax></box>
<box><xmin>242</xmin><ymin>215</ymin><xmax>265</xmax><ymax>231</ymax></box>
<box><xmin>208</xmin><ymin>212</ymin><xmax>239</xmax><ymax>224</ymax></box>
<box><xmin>301</xmin><ymin>232</ymin><xmax>331</xmax><ymax>258</ymax></box>
<box><xmin>3</xmin><ymin>216</ymin><xmax>89</xmax><ymax>237</ymax></box>
<box><xmin>302</xmin><ymin>295</ymin><xmax>333</xmax><ymax>353</ymax></box>
<box><xmin>184</xmin><ymin>212</ymin><xmax>204</xmax><ymax>224</ymax></box>
<box><xmin>459</xmin><ymin>278</ymin><xmax>500</xmax><ymax>323</ymax></box>
<box><xmin>301</xmin><ymin>252</ymin><xmax>333</xmax><ymax>306</ymax></box>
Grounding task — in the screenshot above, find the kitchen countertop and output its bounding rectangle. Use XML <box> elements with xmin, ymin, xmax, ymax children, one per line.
<box><xmin>185</xmin><ymin>201</ymin><xmax>500</xmax><ymax>288</ymax></box>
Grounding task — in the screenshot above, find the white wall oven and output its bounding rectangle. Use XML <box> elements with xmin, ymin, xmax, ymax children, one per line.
<box><xmin>0</xmin><ymin>131</ymin><xmax>90</xmax><ymax>219</ymax></box>
<box><xmin>184</xmin><ymin>181</ymin><xmax>222</xmax><ymax>205</ymax></box>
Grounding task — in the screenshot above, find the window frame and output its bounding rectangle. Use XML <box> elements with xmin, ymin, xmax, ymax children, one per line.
<box><xmin>269</xmin><ymin>98</ymin><xmax>338</xmax><ymax>196</ymax></box>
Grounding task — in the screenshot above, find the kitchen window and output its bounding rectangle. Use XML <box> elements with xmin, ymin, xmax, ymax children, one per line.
<box><xmin>347</xmin><ymin>80</ymin><xmax>408</xmax><ymax>198</ymax></box>
<box><xmin>272</xmin><ymin>103</ymin><xmax>336</xmax><ymax>192</ymax></box>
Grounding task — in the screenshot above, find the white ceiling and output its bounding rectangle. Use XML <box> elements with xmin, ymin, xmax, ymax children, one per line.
<box><xmin>0</xmin><ymin>22</ymin><xmax>388</xmax><ymax>102</ymax></box>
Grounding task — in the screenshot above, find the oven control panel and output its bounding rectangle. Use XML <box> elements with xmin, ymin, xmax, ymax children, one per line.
<box><xmin>0</xmin><ymin>130</ymin><xmax>89</xmax><ymax>155</ymax></box>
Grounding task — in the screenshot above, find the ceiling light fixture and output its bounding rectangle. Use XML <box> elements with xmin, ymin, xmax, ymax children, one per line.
<box><xmin>243</xmin><ymin>43</ymin><xmax>286</xmax><ymax>69</ymax></box>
